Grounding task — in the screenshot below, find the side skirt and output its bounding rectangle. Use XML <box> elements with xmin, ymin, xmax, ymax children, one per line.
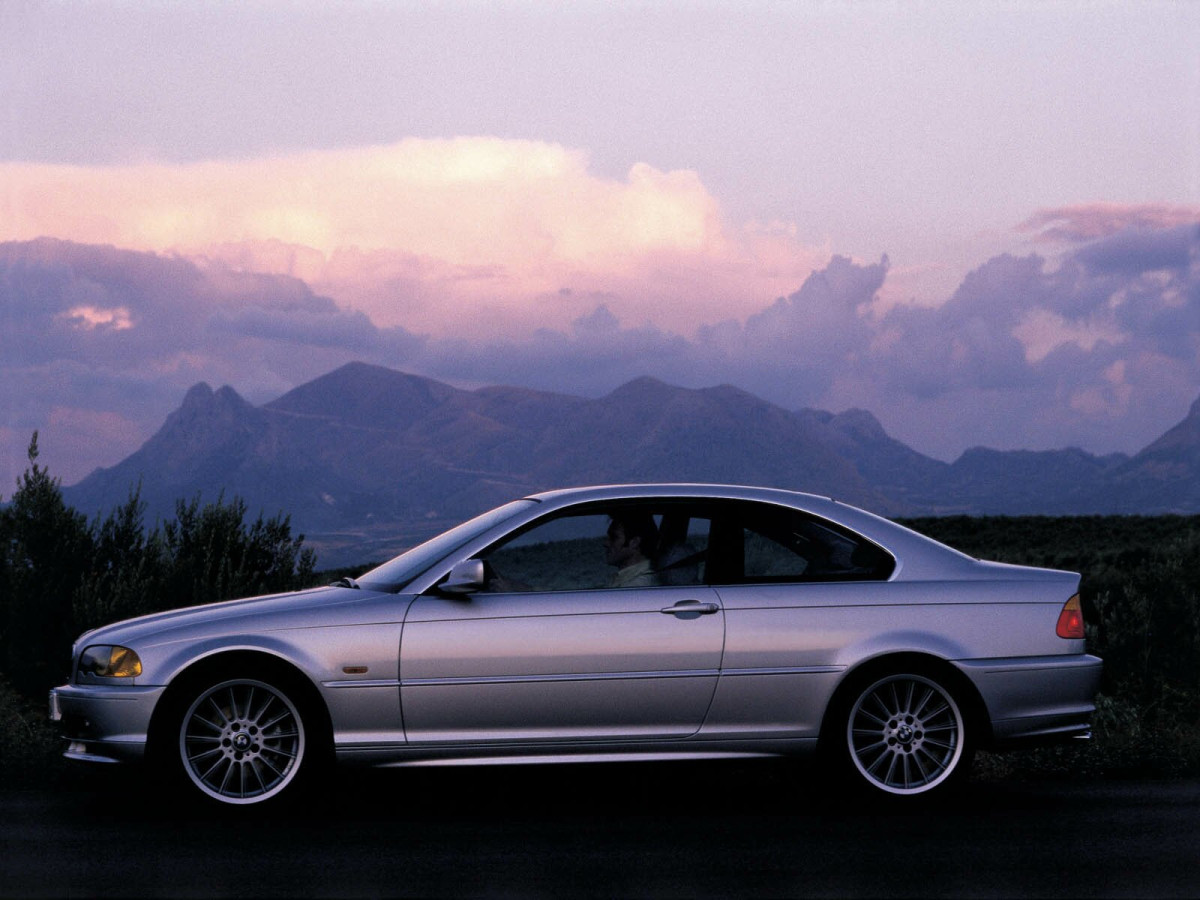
<box><xmin>334</xmin><ymin>737</ymin><xmax>818</xmax><ymax>768</ymax></box>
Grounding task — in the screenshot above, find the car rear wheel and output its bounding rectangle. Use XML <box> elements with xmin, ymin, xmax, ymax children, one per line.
<box><xmin>177</xmin><ymin>677</ymin><xmax>307</xmax><ymax>806</ymax></box>
<box><xmin>843</xmin><ymin>672</ymin><xmax>969</xmax><ymax>797</ymax></box>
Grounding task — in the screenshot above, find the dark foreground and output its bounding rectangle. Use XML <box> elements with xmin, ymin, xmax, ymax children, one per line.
<box><xmin>3</xmin><ymin>762</ymin><xmax>1197</xmax><ymax>898</ymax></box>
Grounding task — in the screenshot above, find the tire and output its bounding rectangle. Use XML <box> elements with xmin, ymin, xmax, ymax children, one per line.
<box><xmin>841</xmin><ymin>671</ymin><xmax>970</xmax><ymax>798</ymax></box>
<box><xmin>176</xmin><ymin>676</ymin><xmax>310</xmax><ymax>806</ymax></box>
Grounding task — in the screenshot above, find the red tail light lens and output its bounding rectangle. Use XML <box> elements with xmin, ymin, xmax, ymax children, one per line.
<box><xmin>1056</xmin><ymin>594</ymin><xmax>1084</xmax><ymax>639</ymax></box>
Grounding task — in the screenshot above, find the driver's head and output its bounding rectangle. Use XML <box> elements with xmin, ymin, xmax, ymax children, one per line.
<box><xmin>604</xmin><ymin>511</ymin><xmax>659</xmax><ymax>568</ymax></box>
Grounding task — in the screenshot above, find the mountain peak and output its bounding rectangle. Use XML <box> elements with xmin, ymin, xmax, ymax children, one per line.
<box><xmin>176</xmin><ymin>382</ymin><xmax>251</xmax><ymax>416</ymax></box>
<box><xmin>1135</xmin><ymin>392</ymin><xmax>1200</xmax><ymax>460</ymax></box>
<box><xmin>607</xmin><ymin>376</ymin><xmax>672</xmax><ymax>397</ymax></box>
<box><xmin>181</xmin><ymin>382</ymin><xmax>215</xmax><ymax>408</ymax></box>
<box><xmin>266</xmin><ymin>362</ymin><xmax>460</xmax><ymax>430</ymax></box>
<box><xmin>831</xmin><ymin>408</ymin><xmax>888</xmax><ymax>442</ymax></box>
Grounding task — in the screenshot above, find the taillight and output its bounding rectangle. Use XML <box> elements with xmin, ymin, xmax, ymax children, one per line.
<box><xmin>1056</xmin><ymin>594</ymin><xmax>1084</xmax><ymax>639</ymax></box>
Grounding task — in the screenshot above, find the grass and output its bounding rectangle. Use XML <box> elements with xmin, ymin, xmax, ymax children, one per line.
<box><xmin>0</xmin><ymin>677</ymin><xmax>73</xmax><ymax>789</ymax></box>
<box><xmin>974</xmin><ymin>693</ymin><xmax>1200</xmax><ymax>782</ymax></box>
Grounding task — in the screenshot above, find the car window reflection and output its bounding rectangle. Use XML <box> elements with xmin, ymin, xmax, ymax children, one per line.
<box><xmin>480</xmin><ymin>505</ymin><xmax>712</xmax><ymax>593</ymax></box>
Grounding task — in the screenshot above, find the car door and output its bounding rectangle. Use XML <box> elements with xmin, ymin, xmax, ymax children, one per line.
<box><xmin>399</xmin><ymin>504</ymin><xmax>725</xmax><ymax>743</ymax></box>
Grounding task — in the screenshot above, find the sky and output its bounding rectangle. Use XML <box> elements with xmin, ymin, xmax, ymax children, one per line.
<box><xmin>1</xmin><ymin>1</ymin><xmax>1199</xmax><ymax>491</ymax></box>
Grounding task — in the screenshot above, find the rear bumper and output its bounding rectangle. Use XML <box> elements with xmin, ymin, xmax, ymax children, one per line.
<box><xmin>953</xmin><ymin>654</ymin><xmax>1103</xmax><ymax>748</ymax></box>
<box><xmin>49</xmin><ymin>682</ymin><xmax>165</xmax><ymax>764</ymax></box>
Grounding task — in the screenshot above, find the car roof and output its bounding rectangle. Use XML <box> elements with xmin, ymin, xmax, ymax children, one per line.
<box><xmin>527</xmin><ymin>482</ymin><xmax>875</xmax><ymax>523</ymax></box>
<box><xmin>528</xmin><ymin>482</ymin><xmax>826</xmax><ymax>504</ymax></box>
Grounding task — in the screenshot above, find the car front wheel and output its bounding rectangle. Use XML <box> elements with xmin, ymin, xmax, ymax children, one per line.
<box><xmin>843</xmin><ymin>672</ymin><xmax>969</xmax><ymax>797</ymax></box>
<box><xmin>177</xmin><ymin>677</ymin><xmax>308</xmax><ymax>806</ymax></box>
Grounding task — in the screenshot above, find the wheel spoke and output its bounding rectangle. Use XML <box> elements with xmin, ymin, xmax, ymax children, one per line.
<box><xmin>901</xmin><ymin>681</ymin><xmax>916</xmax><ymax>716</ymax></box>
<box><xmin>261</xmin><ymin>710</ymin><xmax>293</xmax><ymax>731</ymax></box>
<box><xmin>854</xmin><ymin>737</ymin><xmax>889</xmax><ymax>755</ymax></box>
<box><xmin>258</xmin><ymin>754</ymin><xmax>285</xmax><ymax>781</ymax></box>
<box><xmin>199</xmin><ymin>755</ymin><xmax>226</xmax><ymax>785</ymax></box>
<box><xmin>856</xmin><ymin>706</ymin><xmax>888</xmax><ymax>727</ymax></box>
<box><xmin>207</xmin><ymin>696</ymin><xmax>230</xmax><ymax>726</ymax></box>
<box><xmin>884</xmin><ymin>752</ymin><xmax>902</xmax><ymax>786</ymax></box>
<box><xmin>249</xmin><ymin>759</ymin><xmax>268</xmax><ymax>794</ymax></box>
<box><xmin>916</xmin><ymin>744</ymin><xmax>948</xmax><ymax>772</ymax></box>
<box><xmin>911</xmin><ymin>748</ymin><xmax>931</xmax><ymax>782</ymax></box>
<box><xmin>912</xmin><ymin>686</ymin><xmax>934</xmax><ymax>719</ymax></box>
<box><xmin>251</xmin><ymin>693</ymin><xmax>274</xmax><ymax>725</ymax></box>
<box><xmin>187</xmin><ymin>746</ymin><xmax>222</xmax><ymax>764</ymax></box>
<box><xmin>923</xmin><ymin>702</ymin><xmax>950</xmax><ymax>721</ymax></box>
<box><xmin>219</xmin><ymin>758</ymin><xmax>237</xmax><ymax>794</ymax></box>
<box><xmin>187</xmin><ymin>734</ymin><xmax>222</xmax><ymax>744</ymax></box>
<box><xmin>868</xmin><ymin>692</ymin><xmax>893</xmax><ymax>720</ymax></box>
<box><xmin>190</xmin><ymin>715</ymin><xmax>224</xmax><ymax>735</ymax></box>
<box><xmin>240</xmin><ymin>686</ymin><xmax>255</xmax><ymax>722</ymax></box>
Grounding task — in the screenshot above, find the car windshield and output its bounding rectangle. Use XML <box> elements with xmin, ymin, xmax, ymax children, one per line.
<box><xmin>356</xmin><ymin>499</ymin><xmax>537</xmax><ymax>592</ymax></box>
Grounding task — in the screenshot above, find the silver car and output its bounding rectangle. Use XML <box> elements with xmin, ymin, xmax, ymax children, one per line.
<box><xmin>50</xmin><ymin>484</ymin><xmax>1101</xmax><ymax>805</ymax></box>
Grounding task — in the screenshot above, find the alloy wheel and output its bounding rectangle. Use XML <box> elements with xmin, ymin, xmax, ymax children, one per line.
<box><xmin>846</xmin><ymin>673</ymin><xmax>965</xmax><ymax>795</ymax></box>
<box><xmin>179</xmin><ymin>678</ymin><xmax>306</xmax><ymax>804</ymax></box>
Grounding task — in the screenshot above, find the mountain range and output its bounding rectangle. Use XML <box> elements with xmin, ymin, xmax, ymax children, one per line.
<box><xmin>65</xmin><ymin>362</ymin><xmax>1200</xmax><ymax>567</ymax></box>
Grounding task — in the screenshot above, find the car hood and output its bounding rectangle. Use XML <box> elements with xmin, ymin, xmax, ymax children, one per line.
<box><xmin>74</xmin><ymin>585</ymin><xmax>383</xmax><ymax>650</ymax></box>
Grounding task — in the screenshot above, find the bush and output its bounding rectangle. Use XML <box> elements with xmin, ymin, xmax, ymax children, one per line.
<box><xmin>0</xmin><ymin>675</ymin><xmax>64</xmax><ymax>787</ymax></box>
<box><xmin>0</xmin><ymin>434</ymin><xmax>91</xmax><ymax>695</ymax></box>
<box><xmin>1</xmin><ymin>434</ymin><xmax>317</xmax><ymax>699</ymax></box>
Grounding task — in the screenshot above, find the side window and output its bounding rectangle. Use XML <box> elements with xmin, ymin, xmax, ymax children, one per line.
<box><xmin>480</xmin><ymin>503</ymin><xmax>712</xmax><ymax>592</ymax></box>
<box><xmin>483</xmin><ymin>513</ymin><xmax>613</xmax><ymax>592</ymax></box>
<box><xmin>744</xmin><ymin>528</ymin><xmax>811</xmax><ymax>580</ymax></box>
<box><xmin>717</xmin><ymin>503</ymin><xmax>893</xmax><ymax>584</ymax></box>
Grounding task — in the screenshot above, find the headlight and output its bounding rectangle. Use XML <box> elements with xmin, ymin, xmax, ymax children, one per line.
<box><xmin>78</xmin><ymin>645</ymin><xmax>143</xmax><ymax>678</ymax></box>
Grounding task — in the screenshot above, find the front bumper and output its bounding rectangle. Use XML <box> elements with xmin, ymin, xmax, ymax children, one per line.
<box><xmin>49</xmin><ymin>682</ymin><xmax>166</xmax><ymax>764</ymax></box>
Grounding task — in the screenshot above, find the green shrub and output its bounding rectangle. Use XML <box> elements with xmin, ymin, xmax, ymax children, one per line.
<box><xmin>1</xmin><ymin>434</ymin><xmax>317</xmax><ymax>699</ymax></box>
<box><xmin>0</xmin><ymin>675</ymin><xmax>64</xmax><ymax>787</ymax></box>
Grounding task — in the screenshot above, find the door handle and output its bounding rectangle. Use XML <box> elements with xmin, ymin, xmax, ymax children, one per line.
<box><xmin>660</xmin><ymin>600</ymin><xmax>721</xmax><ymax>618</ymax></box>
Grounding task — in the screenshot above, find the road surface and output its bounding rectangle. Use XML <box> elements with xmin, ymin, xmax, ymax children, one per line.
<box><xmin>2</xmin><ymin>762</ymin><xmax>1196</xmax><ymax>897</ymax></box>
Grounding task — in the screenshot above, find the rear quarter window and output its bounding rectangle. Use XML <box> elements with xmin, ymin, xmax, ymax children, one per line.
<box><xmin>714</xmin><ymin>502</ymin><xmax>896</xmax><ymax>584</ymax></box>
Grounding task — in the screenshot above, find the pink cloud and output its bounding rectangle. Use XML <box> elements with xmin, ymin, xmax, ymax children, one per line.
<box><xmin>1018</xmin><ymin>203</ymin><xmax>1200</xmax><ymax>244</ymax></box>
<box><xmin>0</xmin><ymin>138</ymin><xmax>832</xmax><ymax>337</ymax></box>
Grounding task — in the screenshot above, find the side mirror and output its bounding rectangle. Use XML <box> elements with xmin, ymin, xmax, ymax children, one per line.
<box><xmin>440</xmin><ymin>559</ymin><xmax>486</xmax><ymax>595</ymax></box>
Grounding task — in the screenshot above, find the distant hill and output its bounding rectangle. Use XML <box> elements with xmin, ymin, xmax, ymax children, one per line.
<box><xmin>65</xmin><ymin>361</ymin><xmax>1200</xmax><ymax>566</ymax></box>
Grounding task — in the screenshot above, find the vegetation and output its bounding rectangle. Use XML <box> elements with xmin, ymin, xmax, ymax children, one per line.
<box><xmin>1</xmin><ymin>434</ymin><xmax>1198</xmax><ymax>787</ymax></box>
<box><xmin>0</xmin><ymin>434</ymin><xmax>316</xmax><ymax>699</ymax></box>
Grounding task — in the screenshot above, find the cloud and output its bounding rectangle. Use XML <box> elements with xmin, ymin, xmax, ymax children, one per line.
<box><xmin>0</xmin><ymin>138</ymin><xmax>831</xmax><ymax>337</ymax></box>
<box><xmin>1019</xmin><ymin>203</ymin><xmax>1200</xmax><ymax>244</ymax></box>
<box><xmin>2</xmin><ymin>210</ymin><xmax>1197</xmax><ymax>490</ymax></box>
<box><xmin>0</xmin><ymin>239</ymin><xmax>425</xmax><ymax>484</ymax></box>
<box><xmin>410</xmin><ymin>224</ymin><xmax>1198</xmax><ymax>460</ymax></box>
<box><xmin>1071</xmin><ymin>222</ymin><xmax>1199</xmax><ymax>276</ymax></box>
